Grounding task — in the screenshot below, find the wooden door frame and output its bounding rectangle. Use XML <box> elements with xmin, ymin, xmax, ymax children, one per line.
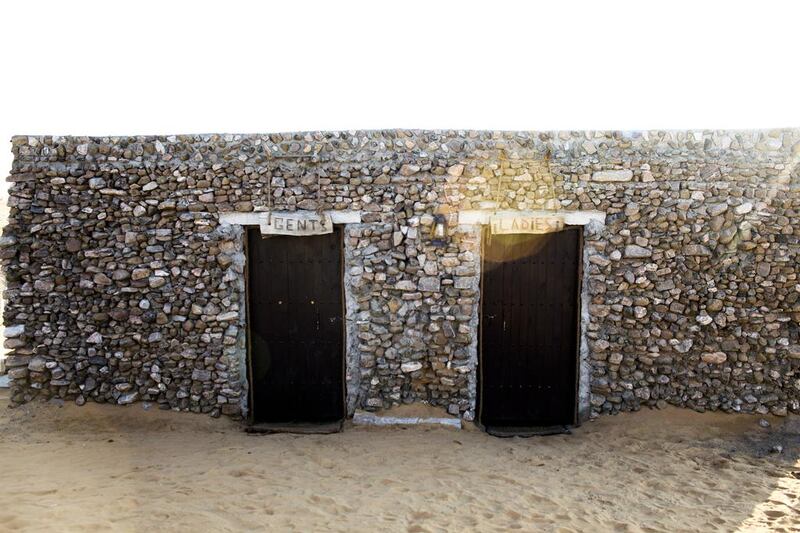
<box><xmin>244</xmin><ymin>228</ymin><xmax>255</xmax><ymax>425</ymax></box>
<box><xmin>476</xmin><ymin>225</ymin><xmax>584</xmax><ymax>428</ymax></box>
<box><xmin>243</xmin><ymin>226</ymin><xmax>347</xmax><ymax>426</ymax></box>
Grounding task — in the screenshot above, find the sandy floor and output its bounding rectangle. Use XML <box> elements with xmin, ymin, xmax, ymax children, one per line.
<box><xmin>0</xmin><ymin>396</ymin><xmax>798</xmax><ymax>532</ymax></box>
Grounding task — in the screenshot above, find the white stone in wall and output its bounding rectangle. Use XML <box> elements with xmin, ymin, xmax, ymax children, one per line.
<box><xmin>419</xmin><ymin>277</ymin><xmax>440</xmax><ymax>292</ymax></box>
<box><xmin>759</xmin><ymin>137</ymin><xmax>783</xmax><ymax>151</ymax></box>
<box><xmin>216</xmin><ymin>311</ymin><xmax>239</xmax><ymax>322</ymax></box>
<box><xmin>400</xmin><ymin>164</ymin><xmax>420</xmax><ymax>176</ymax></box>
<box><xmin>696</xmin><ymin>313</ymin><xmax>713</xmax><ymax>326</ymax></box>
<box><xmin>683</xmin><ymin>244</ymin><xmax>712</xmax><ymax>257</ymax></box>
<box><xmin>513</xmin><ymin>172</ymin><xmax>533</xmax><ymax>182</ymax></box>
<box><xmin>701</xmin><ymin>352</ymin><xmax>727</xmax><ymax>364</ymax></box>
<box><xmin>395</xmin><ymin>280</ymin><xmax>416</xmax><ymax>291</ymax></box>
<box><xmin>401</xmin><ymin>362</ymin><xmax>423</xmax><ymax>373</ymax></box>
<box><xmin>4</xmin><ymin>324</ymin><xmax>24</xmax><ymax>338</ymax></box>
<box><xmin>671</xmin><ymin>339</ymin><xmax>693</xmax><ymax>354</ymax></box>
<box><xmin>447</xmin><ymin>164</ymin><xmax>464</xmax><ymax>177</ymax></box>
<box><xmin>624</xmin><ymin>245</ymin><xmax>652</xmax><ymax>258</ymax></box>
<box><xmin>591</xmin><ymin>170</ymin><xmax>633</xmax><ymax>182</ymax></box>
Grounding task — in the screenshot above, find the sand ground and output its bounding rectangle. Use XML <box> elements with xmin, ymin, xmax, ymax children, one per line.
<box><xmin>0</xmin><ymin>394</ymin><xmax>798</xmax><ymax>533</ymax></box>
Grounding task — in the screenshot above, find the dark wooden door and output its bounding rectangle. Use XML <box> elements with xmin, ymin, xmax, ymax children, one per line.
<box><xmin>247</xmin><ymin>227</ymin><xmax>344</xmax><ymax>424</ymax></box>
<box><xmin>479</xmin><ymin>228</ymin><xmax>581</xmax><ymax>428</ymax></box>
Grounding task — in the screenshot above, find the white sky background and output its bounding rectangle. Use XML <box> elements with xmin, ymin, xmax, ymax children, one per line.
<box><xmin>0</xmin><ymin>0</ymin><xmax>799</xmax><ymax>182</ymax></box>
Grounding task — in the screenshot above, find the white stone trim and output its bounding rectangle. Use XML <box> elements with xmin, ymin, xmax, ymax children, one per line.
<box><xmin>577</xmin><ymin>235</ymin><xmax>593</xmax><ymax>423</ymax></box>
<box><xmin>352</xmin><ymin>410</ymin><xmax>462</xmax><ymax>429</ymax></box>
<box><xmin>219</xmin><ymin>212</ymin><xmax>260</xmax><ymax>226</ymax></box>
<box><xmin>458</xmin><ymin>209</ymin><xmax>605</xmax><ymax>227</ymax></box>
<box><xmin>331</xmin><ymin>211</ymin><xmax>362</xmax><ymax>224</ymax></box>
<box><xmin>219</xmin><ymin>210</ymin><xmax>362</xmax><ymax>226</ymax></box>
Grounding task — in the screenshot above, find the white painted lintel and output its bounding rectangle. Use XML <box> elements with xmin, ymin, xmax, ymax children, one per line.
<box><xmin>458</xmin><ymin>209</ymin><xmax>605</xmax><ymax>226</ymax></box>
<box><xmin>219</xmin><ymin>210</ymin><xmax>362</xmax><ymax>226</ymax></box>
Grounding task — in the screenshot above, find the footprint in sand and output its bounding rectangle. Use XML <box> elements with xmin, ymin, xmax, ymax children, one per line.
<box><xmin>0</xmin><ymin>515</ymin><xmax>29</xmax><ymax>531</ymax></box>
<box><xmin>500</xmin><ymin>509</ymin><xmax>517</xmax><ymax>520</ymax></box>
<box><xmin>27</xmin><ymin>489</ymin><xmax>58</xmax><ymax>496</ymax></box>
<box><xmin>308</xmin><ymin>493</ymin><xmax>347</xmax><ymax>513</ymax></box>
<box><xmin>406</xmin><ymin>512</ymin><xmax>437</xmax><ymax>533</ymax></box>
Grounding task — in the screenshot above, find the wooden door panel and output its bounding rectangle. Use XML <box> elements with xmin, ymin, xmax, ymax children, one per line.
<box><xmin>248</xmin><ymin>227</ymin><xmax>344</xmax><ymax>424</ymax></box>
<box><xmin>480</xmin><ymin>228</ymin><xmax>581</xmax><ymax>428</ymax></box>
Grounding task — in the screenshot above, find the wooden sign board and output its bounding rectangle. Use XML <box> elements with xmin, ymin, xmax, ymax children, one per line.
<box><xmin>490</xmin><ymin>214</ymin><xmax>565</xmax><ymax>235</ymax></box>
<box><xmin>259</xmin><ymin>211</ymin><xmax>333</xmax><ymax>236</ymax></box>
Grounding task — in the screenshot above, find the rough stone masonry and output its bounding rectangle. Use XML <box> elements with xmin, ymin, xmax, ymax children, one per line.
<box><xmin>2</xmin><ymin>129</ymin><xmax>799</xmax><ymax>421</ymax></box>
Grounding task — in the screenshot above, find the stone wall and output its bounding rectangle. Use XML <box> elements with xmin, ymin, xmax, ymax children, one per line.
<box><xmin>3</xmin><ymin>129</ymin><xmax>799</xmax><ymax>420</ymax></box>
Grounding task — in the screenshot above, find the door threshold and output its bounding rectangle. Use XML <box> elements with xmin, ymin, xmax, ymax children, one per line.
<box><xmin>245</xmin><ymin>420</ymin><xmax>343</xmax><ymax>435</ymax></box>
<box><xmin>352</xmin><ymin>410</ymin><xmax>462</xmax><ymax>429</ymax></box>
<box><xmin>485</xmin><ymin>425</ymin><xmax>571</xmax><ymax>438</ymax></box>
